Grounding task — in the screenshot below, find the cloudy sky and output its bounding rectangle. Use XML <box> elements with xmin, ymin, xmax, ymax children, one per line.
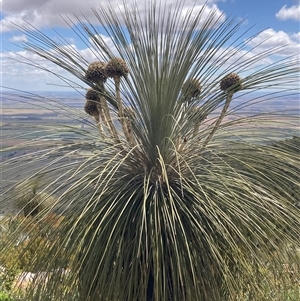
<box><xmin>1</xmin><ymin>0</ymin><xmax>299</xmax><ymax>91</ymax></box>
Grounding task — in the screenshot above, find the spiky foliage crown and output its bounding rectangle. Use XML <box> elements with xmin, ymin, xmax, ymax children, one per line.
<box><xmin>85</xmin><ymin>88</ymin><xmax>100</xmax><ymax>101</ymax></box>
<box><xmin>220</xmin><ymin>73</ymin><xmax>242</xmax><ymax>92</ymax></box>
<box><xmin>84</xmin><ymin>99</ymin><xmax>99</xmax><ymax>116</ymax></box>
<box><xmin>2</xmin><ymin>2</ymin><xmax>300</xmax><ymax>301</ymax></box>
<box><xmin>181</xmin><ymin>78</ymin><xmax>202</xmax><ymax>98</ymax></box>
<box><xmin>85</xmin><ymin>61</ymin><xmax>107</xmax><ymax>82</ymax></box>
<box><xmin>105</xmin><ymin>57</ymin><xmax>129</xmax><ymax>78</ymax></box>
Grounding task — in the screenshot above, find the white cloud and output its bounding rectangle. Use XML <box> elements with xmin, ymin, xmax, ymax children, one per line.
<box><xmin>276</xmin><ymin>4</ymin><xmax>300</xmax><ymax>21</ymax></box>
<box><xmin>3</xmin><ymin>0</ymin><xmax>295</xmax><ymax>92</ymax></box>
<box><xmin>203</xmin><ymin>46</ymin><xmax>273</xmax><ymax>76</ymax></box>
<box><xmin>1</xmin><ymin>33</ymin><xmax>122</xmax><ymax>91</ymax></box>
<box><xmin>0</xmin><ymin>0</ymin><xmax>224</xmax><ymax>32</ymax></box>
<box><xmin>181</xmin><ymin>4</ymin><xmax>225</xmax><ymax>26</ymax></box>
<box><xmin>9</xmin><ymin>34</ymin><xmax>28</xmax><ymax>42</ymax></box>
<box><xmin>1</xmin><ymin>36</ymin><xmax>275</xmax><ymax>92</ymax></box>
<box><xmin>1</xmin><ymin>8</ymin><xmax>71</xmax><ymax>33</ymax></box>
<box><xmin>246</xmin><ymin>28</ymin><xmax>300</xmax><ymax>56</ymax></box>
<box><xmin>1</xmin><ymin>53</ymin><xmax>67</xmax><ymax>91</ymax></box>
<box><xmin>1</xmin><ymin>47</ymin><xmax>89</xmax><ymax>91</ymax></box>
<box><xmin>88</xmin><ymin>34</ymin><xmax>118</xmax><ymax>57</ymax></box>
<box><xmin>292</xmin><ymin>32</ymin><xmax>300</xmax><ymax>43</ymax></box>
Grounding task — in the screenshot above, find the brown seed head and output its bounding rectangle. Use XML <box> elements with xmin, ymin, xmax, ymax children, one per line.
<box><xmin>85</xmin><ymin>88</ymin><xmax>100</xmax><ymax>102</ymax></box>
<box><xmin>84</xmin><ymin>100</ymin><xmax>99</xmax><ymax>116</ymax></box>
<box><xmin>182</xmin><ymin>78</ymin><xmax>202</xmax><ymax>98</ymax></box>
<box><xmin>105</xmin><ymin>57</ymin><xmax>129</xmax><ymax>78</ymax></box>
<box><xmin>85</xmin><ymin>61</ymin><xmax>107</xmax><ymax>83</ymax></box>
<box><xmin>220</xmin><ymin>73</ymin><xmax>241</xmax><ymax>92</ymax></box>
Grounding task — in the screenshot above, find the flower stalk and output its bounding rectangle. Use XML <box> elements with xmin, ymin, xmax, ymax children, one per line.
<box><xmin>105</xmin><ymin>58</ymin><xmax>136</xmax><ymax>146</ymax></box>
<box><xmin>97</xmin><ymin>82</ymin><xmax>120</xmax><ymax>141</ymax></box>
<box><xmin>200</xmin><ymin>73</ymin><xmax>242</xmax><ymax>151</ymax></box>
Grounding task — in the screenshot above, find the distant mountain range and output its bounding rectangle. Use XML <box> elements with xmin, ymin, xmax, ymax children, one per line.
<box><xmin>1</xmin><ymin>89</ymin><xmax>299</xmax><ymax>113</ymax></box>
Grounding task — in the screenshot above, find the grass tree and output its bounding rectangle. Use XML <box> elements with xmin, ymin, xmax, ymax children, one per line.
<box><xmin>1</xmin><ymin>1</ymin><xmax>299</xmax><ymax>300</ymax></box>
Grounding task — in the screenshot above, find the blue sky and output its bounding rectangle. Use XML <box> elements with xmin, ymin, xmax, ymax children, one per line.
<box><xmin>1</xmin><ymin>0</ymin><xmax>299</xmax><ymax>91</ymax></box>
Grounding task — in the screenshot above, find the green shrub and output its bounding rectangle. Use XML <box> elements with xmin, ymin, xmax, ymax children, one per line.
<box><xmin>0</xmin><ymin>291</ymin><xmax>13</xmax><ymax>301</ymax></box>
<box><xmin>0</xmin><ymin>215</ymin><xmax>64</xmax><ymax>295</ymax></box>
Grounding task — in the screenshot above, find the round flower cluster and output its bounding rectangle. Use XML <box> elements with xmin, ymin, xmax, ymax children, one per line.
<box><xmin>85</xmin><ymin>88</ymin><xmax>100</xmax><ymax>101</ymax></box>
<box><xmin>85</xmin><ymin>61</ymin><xmax>107</xmax><ymax>83</ymax></box>
<box><xmin>105</xmin><ymin>58</ymin><xmax>129</xmax><ymax>78</ymax></box>
<box><xmin>220</xmin><ymin>73</ymin><xmax>241</xmax><ymax>92</ymax></box>
<box><xmin>84</xmin><ymin>99</ymin><xmax>99</xmax><ymax>116</ymax></box>
<box><xmin>85</xmin><ymin>88</ymin><xmax>101</xmax><ymax>117</ymax></box>
<box><xmin>182</xmin><ymin>78</ymin><xmax>202</xmax><ymax>98</ymax></box>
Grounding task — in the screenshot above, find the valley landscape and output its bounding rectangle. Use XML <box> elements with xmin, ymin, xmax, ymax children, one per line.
<box><xmin>1</xmin><ymin>90</ymin><xmax>299</xmax><ymax>162</ymax></box>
